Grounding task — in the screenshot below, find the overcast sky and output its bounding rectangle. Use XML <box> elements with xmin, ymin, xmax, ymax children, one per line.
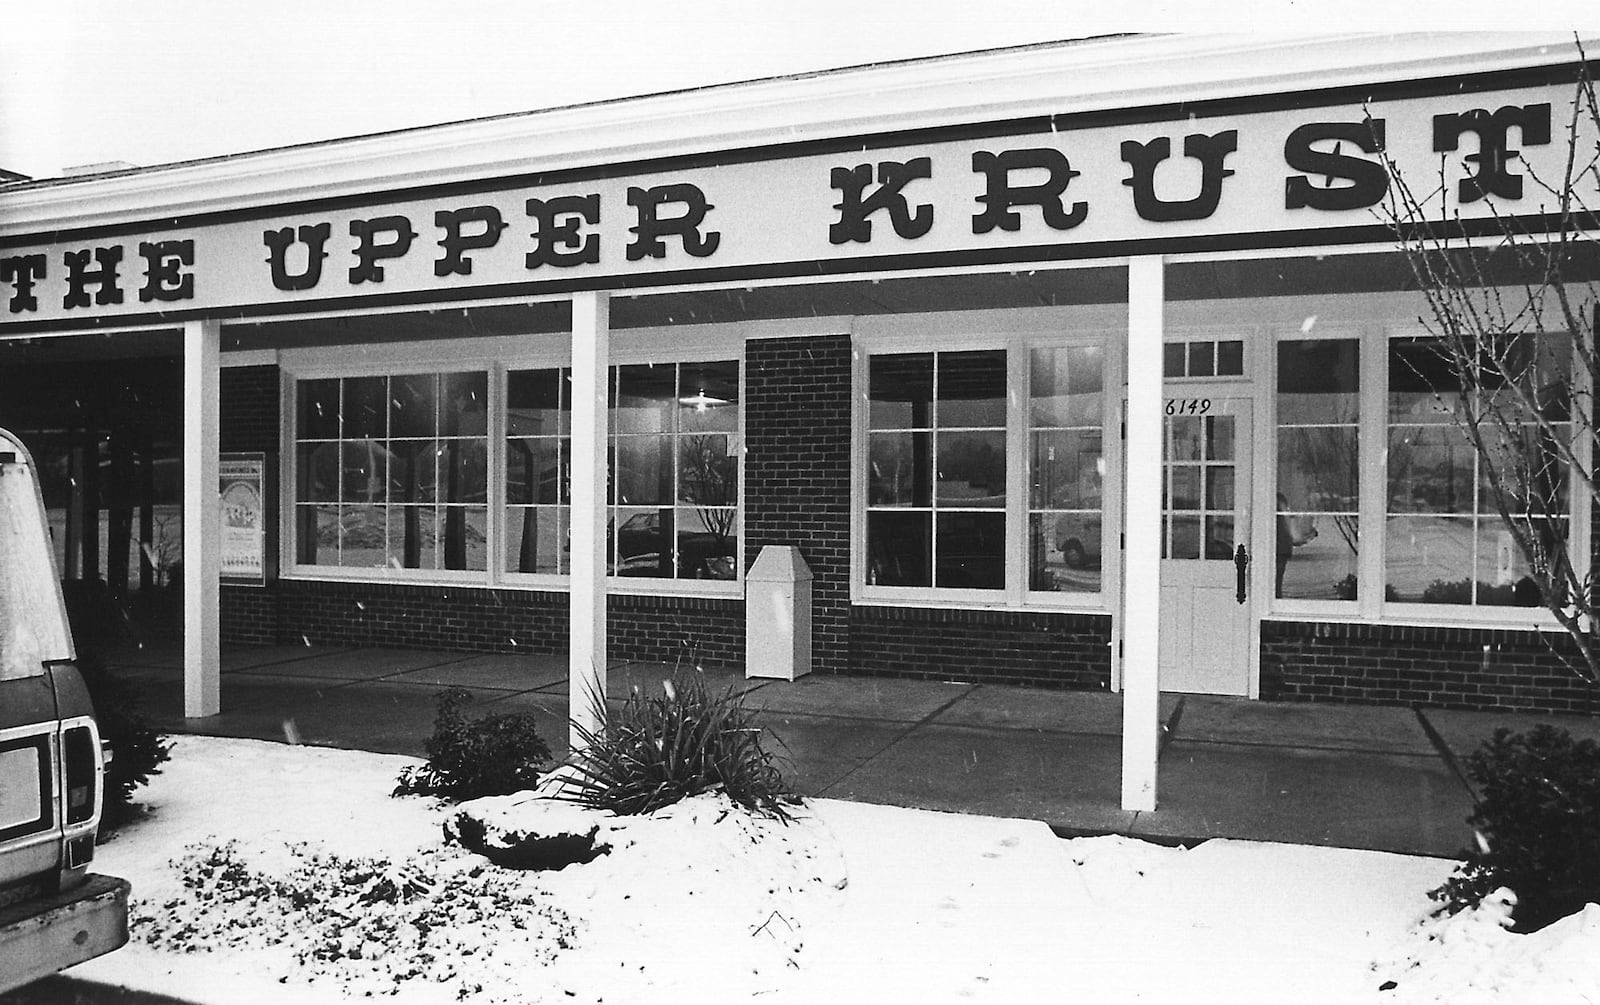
<box><xmin>0</xmin><ymin>1</ymin><xmax>1588</xmax><ymax>180</ymax></box>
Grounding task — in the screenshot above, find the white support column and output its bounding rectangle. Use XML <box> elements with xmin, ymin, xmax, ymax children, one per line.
<box><xmin>182</xmin><ymin>319</ymin><xmax>221</xmax><ymax>718</ymax></box>
<box><xmin>1121</xmin><ymin>257</ymin><xmax>1164</xmax><ymax>811</ymax></box>
<box><xmin>569</xmin><ymin>292</ymin><xmax>610</xmax><ymax>751</ymax></box>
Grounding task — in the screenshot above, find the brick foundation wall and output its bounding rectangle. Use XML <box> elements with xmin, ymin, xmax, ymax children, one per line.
<box><xmin>743</xmin><ymin>335</ymin><xmax>853</xmax><ymax>674</ymax></box>
<box><xmin>1260</xmin><ymin>619</ymin><xmax>1599</xmax><ymax>715</ymax></box>
<box><xmin>264</xmin><ymin>579</ymin><xmax>743</xmax><ymax>666</ymax></box>
<box><xmin>849</xmin><ymin>606</ymin><xmax>1113</xmax><ymax>689</ymax></box>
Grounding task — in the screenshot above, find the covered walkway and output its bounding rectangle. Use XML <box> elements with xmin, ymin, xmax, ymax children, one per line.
<box><xmin>101</xmin><ymin>643</ymin><xmax>1600</xmax><ymax>858</ymax></box>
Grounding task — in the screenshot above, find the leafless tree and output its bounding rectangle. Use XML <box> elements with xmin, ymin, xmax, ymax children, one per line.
<box><xmin>1375</xmin><ymin>52</ymin><xmax>1600</xmax><ymax>683</ymax></box>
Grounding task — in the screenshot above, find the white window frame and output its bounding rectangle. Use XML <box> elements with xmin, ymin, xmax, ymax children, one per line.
<box><xmin>851</xmin><ymin>306</ymin><xmax>1124</xmax><ymax>612</ymax></box>
<box><xmin>1268</xmin><ymin>324</ymin><xmax>1366</xmax><ymax>620</ymax></box>
<box><xmin>1374</xmin><ymin>322</ymin><xmax>1588</xmax><ymax>628</ymax></box>
<box><xmin>280</xmin><ymin>351</ymin><xmax>496</xmax><ymax>587</ymax></box>
<box><xmin>278</xmin><ymin>327</ymin><xmax>746</xmax><ymax>598</ymax></box>
<box><xmin>496</xmin><ymin>325</ymin><xmax>746</xmax><ymax>598</ymax></box>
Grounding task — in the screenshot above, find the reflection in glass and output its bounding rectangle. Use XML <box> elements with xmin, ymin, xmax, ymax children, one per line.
<box><xmin>1204</xmin><ymin>516</ymin><xmax>1235</xmax><ymax>559</ymax></box>
<box><xmin>679</xmin><ymin>360</ymin><xmax>740</xmax><ymax>433</ymax></box>
<box><xmin>341</xmin><ymin>441</ymin><xmax>386</xmax><ymax>504</ymax></box>
<box><xmin>614</xmin><ymin>435</ymin><xmax>671</xmax><ymax>506</ymax></box>
<box><xmin>1169</xmin><ymin>467</ymin><xmax>1200</xmax><ymax>510</ymax></box>
<box><xmin>340</xmin><ymin>505</ymin><xmax>387</xmax><ymax>568</ymax></box>
<box><xmin>935</xmin><ymin>512</ymin><xmax>1004</xmax><ymax>589</ymax></box>
<box><xmin>343</xmin><ymin>377</ymin><xmax>387</xmax><ymax>440</ymax></box>
<box><xmin>506</xmin><ymin>369</ymin><xmax>567</xmax><ymax>436</ymax></box>
<box><xmin>677</xmin><ymin>508</ymin><xmax>738</xmax><ymax>580</ymax></box>
<box><xmin>613</xmin><ymin>507</ymin><xmax>671</xmax><ymax>578</ymax></box>
<box><xmin>1031</xmin><ymin>430</ymin><xmax>1102</xmax><ymax>510</ymax></box>
<box><xmin>867</xmin><ymin>511</ymin><xmax>931</xmax><ymax>586</ymax></box>
<box><xmin>1029</xmin><ymin>513</ymin><xmax>1100</xmax><ymax>593</ymax></box>
<box><xmin>388</xmin><ymin>504</ymin><xmax>432</xmax><ymax>569</ymax></box>
<box><xmin>1205</xmin><ymin>467</ymin><xmax>1235</xmax><ymax>509</ymax></box>
<box><xmin>936</xmin><ymin>350</ymin><xmax>1006</xmax><ymax>427</ymax></box>
<box><xmin>297</xmin><ymin>379</ymin><xmax>341</xmax><ymax>439</ymax></box>
<box><xmin>1205</xmin><ymin>416</ymin><xmax>1235</xmax><ymax>461</ymax></box>
<box><xmin>1387</xmin><ymin>426</ymin><xmax>1474</xmax><ymax>514</ymax></box>
<box><xmin>1277</xmin><ymin>340</ymin><xmax>1358</xmax><ymax>424</ymax></box>
<box><xmin>1277</xmin><ymin>427</ymin><xmax>1357</xmax><ymax>511</ymax></box>
<box><xmin>1277</xmin><ymin>521</ymin><xmax>1358</xmax><ymax>601</ymax></box>
<box><xmin>935</xmin><ymin>430</ymin><xmax>1005</xmax><ymax>507</ymax></box>
<box><xmin>615</xmin><ymin>364</ymin><xmax>675</xmax><ymax>434</ymax></box>
<box><xmin>869</xmin><ymin>354</ymin><xmax>933</xmax><ymax>429</ymax></box>
<box><xmin>1168</xmin><ymin>417</ymin><xmax>1201</xmax><ymax>461</ymax></box>
<box><xmin>441</xmin><ymin>372</ymin><xmax>488</xmax><ymax>437</ymax></box>
<box><xmin>1163</xmin><ymin>343</ymin><xmax>1185</xmax><ymax>378</ymax></box>
<box><xmin>505</xmin><ymin>506</ymin><xmax>567</xmax><ymax>575</ymax></box>
<box><xmin>869</xmin><ymin>431</ymin><xmax>929</xmax><ymax>506</ymax></box>
<box><xmin>390</xmin><ymin>373</ymin><xmax>437</xmax><ymax>438</ymax></box>
<box><xmin>297</xmin><ymin>443</ymin><xmax>338</xmax><ymax>502</ymax></box>
<box><xmin>678</xmin><ymin>436</ymin><xmax>737</xmax><ymax>505</ymax></box>
<box><xmin>1029</xmin><ymin>346</ymin><xmax>1103</xmax><ymax>426</ymax></box>
<box><xmin>1384</xmin><ymin>515</ymin><xmax>1475</xmax><ymax>602</ymax></box>
<box><xmin>1170</xmin><ymin>514</ymin><xmax>1201</xmax><ymax>560</ymax></box>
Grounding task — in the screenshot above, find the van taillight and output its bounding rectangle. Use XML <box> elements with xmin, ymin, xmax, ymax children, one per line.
<box><xmin>63</xmin><ymin>726</ymin><xmax>97</xmax><ymax>826</ymax></box>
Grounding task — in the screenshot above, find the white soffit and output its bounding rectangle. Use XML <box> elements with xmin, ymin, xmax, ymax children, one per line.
<box><xmin>0</xmin><ymin>31</ymin><xmax>1592</xmax><ymax>235</ymax></box>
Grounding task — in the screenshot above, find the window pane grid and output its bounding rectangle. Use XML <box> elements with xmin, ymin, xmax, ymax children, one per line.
<box><xmin>868</xmin><ymin>350</ymin><xmax>1006</xmax><ymax>590</ymax></box>
<box><xmin>502</xmin><ymin>360</ymin><xmax>740</xmax><ymax>582</ymax></box>
<box><xmin>1384</xmin><ymin>334</ymin><xmax>1570</xmax><ymax>608</ymax></box>
<box><xmin>294</xmin><ymin>371</ymin><xmax>487</xmax><ymax>572</ymax></box>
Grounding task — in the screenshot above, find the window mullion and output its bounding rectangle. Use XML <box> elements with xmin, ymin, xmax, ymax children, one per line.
<box><xmin>1006</xmin><ymin>342</ymin><xmax>1027</xmax><ymax>606</ymax></box>
<box><xmin>1358</xmin><ymin>329</ymin><xmax>1386</xmax><ymax>619</ymax></box>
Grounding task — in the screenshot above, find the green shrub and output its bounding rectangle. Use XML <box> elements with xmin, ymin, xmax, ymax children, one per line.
<box><xmin>393</xmin><ymin>688</ymin><xmax>552</xmax><ymax>800</ymax></box>
<box><xmin>78</xmin><ymin>654</ymin><xmax>173</xmax><ymax>831</ymax></box>
<box><xmin>1432</xmin><ymin>724</ymin><xmax>1600</xmax><ymax>932</ymax></box>
<box><xmin>559</xmin><ymin>670</ymin><xmax>794</xmax><ymax>820</ymax></box>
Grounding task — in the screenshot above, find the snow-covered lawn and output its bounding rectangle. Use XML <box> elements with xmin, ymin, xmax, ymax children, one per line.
<box><xmin>62</xmin><ymin>736</ymin><xmax>1600</xmax><ymax>1004</ymax></box>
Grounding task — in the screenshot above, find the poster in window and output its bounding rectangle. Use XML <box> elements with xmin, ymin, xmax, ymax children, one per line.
<box><xmin>220</xmin><ymin>453</ymin><xmax>266</xmax><ymax>584</ymax></box>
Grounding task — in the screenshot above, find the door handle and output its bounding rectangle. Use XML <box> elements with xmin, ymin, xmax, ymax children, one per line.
<box><xmin>1234</xmin><ymin>544</ymin><xmax>1250</xmax><ymax>604</ymax></box>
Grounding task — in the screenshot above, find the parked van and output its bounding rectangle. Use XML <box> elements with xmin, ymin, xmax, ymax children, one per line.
<box><xmin>0</xmin><ymin>428</ymin><xmax>130</xmax><ymax>993</ymax></box>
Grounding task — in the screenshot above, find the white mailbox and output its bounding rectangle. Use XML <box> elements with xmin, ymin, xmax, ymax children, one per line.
<box><xmin>744</xmin><ymin>545</ymin><xmax>813</xmax><ymax>681</ymax></box>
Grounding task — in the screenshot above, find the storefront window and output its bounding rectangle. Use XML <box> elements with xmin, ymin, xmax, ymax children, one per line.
<box><xmin>867</xmin><ymin>350</ymin><xmax>1006</xmax><ymax>589</ymax></box>
<box><xmin>503</xmin><ymin>360</ymin><xmax>740</xmax><ymax>582</ymax></box>
<box><xmin>1276</xmin><ymin>339</ymin><xmax>1359</xmax><ymax>600</ymax></box>
<box><xmin>1385</xmin><ymin>335</ymin><xmax>1571</xmax><ymax>606</ymax></box>
<box><xmin>294</xmin><ymin>371</ymin><xmax>488</xmax><ymax>571</ymax></box>
<box><xmin>1029</xmin><ymin>346</ymin><xmax>1103</xmax><ymax>593</ymax></box>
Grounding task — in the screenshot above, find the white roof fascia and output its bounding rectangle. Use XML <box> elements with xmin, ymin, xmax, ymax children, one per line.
<box><xmin>1</xmin><ymin>31</ymin><xmax>1593</xmax><ymax>237</ymax></box>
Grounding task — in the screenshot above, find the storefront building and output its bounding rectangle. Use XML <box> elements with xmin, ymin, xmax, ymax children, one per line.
<box><xmin>3</xmin><ymin>33</ymin><xmax>1597</xmax><ymax>769</ymax></box>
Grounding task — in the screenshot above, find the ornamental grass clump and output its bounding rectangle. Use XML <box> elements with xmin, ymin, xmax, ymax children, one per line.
<box><xmin>561</xmin><ymin>670</ymin><xmax>794</xmax><ymax>820</ymax></box>
<box><xmin>1431</xmin><ymin>724</ymin><xmax>1600</xmax><ymax>932</ymax></box>
<box><xmin>393</xmin><ymin>687</ymin><xmax>552</xmax><ymax>801</ymax></box>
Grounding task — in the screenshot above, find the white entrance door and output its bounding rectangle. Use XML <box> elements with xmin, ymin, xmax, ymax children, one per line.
<box><xmin>1155</xmin><ymin>396</ymin><xmax>1252</xmax><ymax>695</ymax></box>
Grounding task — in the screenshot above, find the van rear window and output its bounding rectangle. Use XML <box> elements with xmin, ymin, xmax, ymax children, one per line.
<box><xmin>0</xmin><ymin>735</ymin><xmax>50</xmax><ymax>840</ymax></box>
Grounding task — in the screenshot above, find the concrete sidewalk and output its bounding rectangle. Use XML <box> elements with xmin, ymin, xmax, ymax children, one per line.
<box><xmin>102</xmin><ymin>642</ymin><xmax>1600</xmax><ymax>858</ymax></box>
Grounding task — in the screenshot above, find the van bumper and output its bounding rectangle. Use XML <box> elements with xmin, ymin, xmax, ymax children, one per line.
<box><xmin>0</xmin><ymin>874</ymin><xmax>131</xmax><ymax>994</ymax></box>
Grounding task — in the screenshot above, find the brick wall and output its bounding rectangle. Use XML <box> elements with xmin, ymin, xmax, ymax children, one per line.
<box><xmin>743</xmin><ymin>335</ymin><xmax>853</xmax><ymax>674</ymax></box>
<box><xmin>1260</xmin><ymin>619</ymin><xmax>1598</xmax><ymax>715</ymax></box>
<box><xmin>850</xmin><ymin>606</ymin><xmax>1113</xmax><ymax>689</ymax></box>
<box><xmin>266</xmin><ymin>579</ymin><xmax>742</xmax><ymax>666</ymax></box>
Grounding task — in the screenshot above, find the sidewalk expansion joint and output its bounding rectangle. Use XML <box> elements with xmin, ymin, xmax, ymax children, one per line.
<box><xmin>1413</xmin><ymin>705</ymin><xmax>1480</xmax><ymax>805</ymax></box>
<box><xmin>814</xmin><ymin>685</ymin><xmax>983</xmax><ymax>797</ymax></box>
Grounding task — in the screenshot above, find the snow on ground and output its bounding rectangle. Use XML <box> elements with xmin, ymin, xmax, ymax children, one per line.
<box><xmin>63</xmin><ymin>736</ymin><xmax>1600</xmax><ymax>1004</ymax></box>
